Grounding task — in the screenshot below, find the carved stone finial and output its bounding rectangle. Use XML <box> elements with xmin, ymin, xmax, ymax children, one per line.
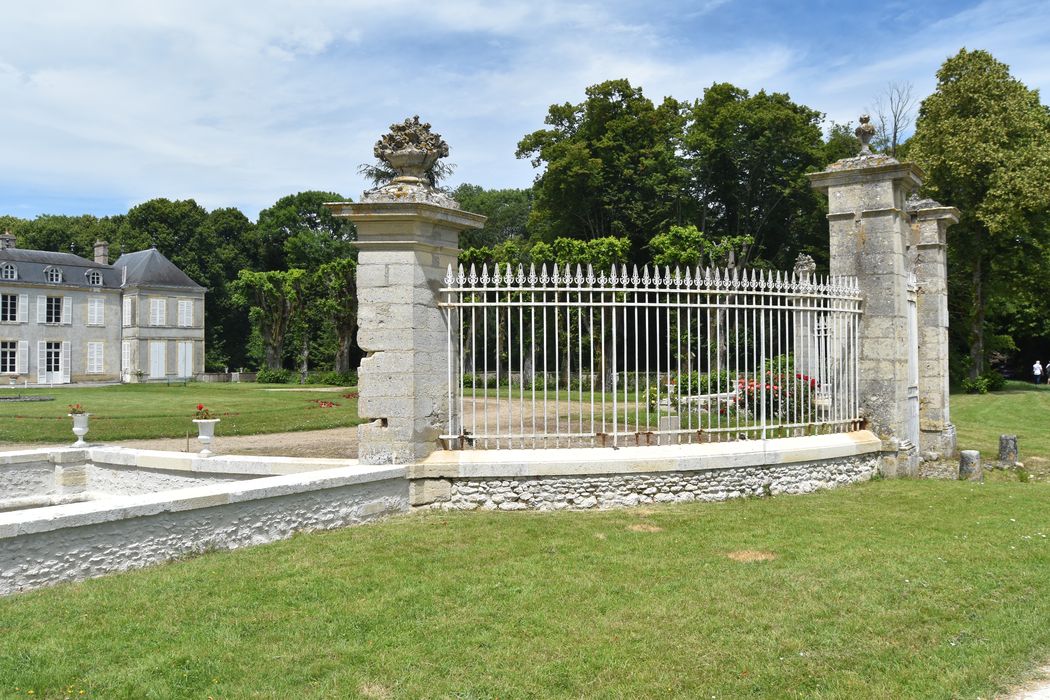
<box><xmin>373</xmin><ymin>115</ymin><xmax>449</xmax><ymax>183</ymax></box>
<box><xmin>855</xmin><ymin>114</ymin><xmax>877</xmax><ymax>155</ymax></box>
<box><xmin>793</xmin><ymin>253</ymin><xmax>817</xmax><ymax>278</ymax></box>
<box><xmin>362</xmin><ymin>115</ymin><xmax>458</xmax><ymax>207</ymax></box>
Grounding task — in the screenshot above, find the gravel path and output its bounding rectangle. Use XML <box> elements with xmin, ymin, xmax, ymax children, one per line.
<box><xmin>1</xmin><ymin>426</ymin><xmax>361</xmax><ymax>459</ymax></box>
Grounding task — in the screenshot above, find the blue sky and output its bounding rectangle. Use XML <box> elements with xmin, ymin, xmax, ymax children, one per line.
<box><xmin>1</xmin><ymin>0</ymin><xmax>1048</xmax><ymax>221</ymax></box>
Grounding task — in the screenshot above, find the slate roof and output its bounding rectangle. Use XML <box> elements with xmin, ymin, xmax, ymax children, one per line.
<box><xmin>0</xmin><ymin>247</ymin><xmax>121</xmax><ymax>289</ymax></box>
<box><xmin>112</xmin><ymin>248</ymin><xmax>205</xmax><ymax>291</ymax></box>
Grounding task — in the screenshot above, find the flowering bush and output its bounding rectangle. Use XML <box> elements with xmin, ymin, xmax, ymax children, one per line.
<box><xmin>734</xmin><ymin>372</ymin><xmax>817</xmax><ymax>420</ymax></box>
<box><xmin>67</xmin><ymin>403</ymin><xmax>86</xmax><ymax>415</ymax></box>
<box><xmin>194</xmin><ymin>403</ymin><xmax>214</xmax><ymax>420</ymax></box>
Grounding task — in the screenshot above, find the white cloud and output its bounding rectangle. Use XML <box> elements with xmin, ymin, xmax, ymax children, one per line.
<box><xmin>0</xmin><ymin>0</ymin><xmax>1046</xmax><ymax>218</ymax></box>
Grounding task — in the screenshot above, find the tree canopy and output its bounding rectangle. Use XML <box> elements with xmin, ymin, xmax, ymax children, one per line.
<box><xmin>910</xmin><ymin>48</ymin><xmax>1050</xmax><ymax>377</ymax></box>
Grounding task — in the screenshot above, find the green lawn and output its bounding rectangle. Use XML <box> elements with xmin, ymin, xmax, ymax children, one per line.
<box><xmin>952</xmin><ymin>380</ymin><xmax>1050</xmax><ymax>478</ymax></box>
<box><xmin>2</xmin><ymin>480</ymin><xmax>1049</xmax><ymax>698</ymax></box>
<box><xmin>0</xmin><ymin>382</ymin><xmax>362</xmax><ymax>444</ymax></box>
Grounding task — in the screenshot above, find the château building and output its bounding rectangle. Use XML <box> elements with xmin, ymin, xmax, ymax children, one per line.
<box><xmin>0</xmin><ymin>231</ymin><xmax>205</xmax><ymax>384</ymax></box>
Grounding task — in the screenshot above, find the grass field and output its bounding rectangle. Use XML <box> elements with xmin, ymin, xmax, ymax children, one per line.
<box><xmin>952</xmin><ymin>380</ymin><xmax>1050</xmax><ymax>479</ymax></box>
<box><xmin>2</xmin><ymin>480</ymin><xmax>1050</xmax><ymax>698</ymax></box>
<box><xmin>0</xmin><ymin>382</ymin><xmax>362</xmax><ymax>444</ymax></box>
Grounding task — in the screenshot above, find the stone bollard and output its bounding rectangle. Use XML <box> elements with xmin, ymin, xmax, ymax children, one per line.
<box><xmin>959</xmin><ymin>450</ymin><xmax>983</xmax><ymax>481</ymax></box>
<box><xmin>998</xmin><ymin>435</ymin><xmax>1019</xmax><ymax>466</ymax></box>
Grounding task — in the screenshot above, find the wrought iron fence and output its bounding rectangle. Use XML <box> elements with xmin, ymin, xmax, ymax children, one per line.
<box><xmin>440</xmin><ymin>263</ymin><xmax>863</xmax><ymax>450</ymax></box>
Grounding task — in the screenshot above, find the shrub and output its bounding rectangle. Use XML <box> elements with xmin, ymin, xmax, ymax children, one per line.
<box><xmin>981</xmin><ymin>370</ymin><xmax>1006</xmax><ymax>392</ymax></box>
<box><xmin>319</xmin><ymin>371</ymin><xmax>357</xmax><ymax>386</ymax></box>
<box><xmin>256</xmin><ymin>368</ymin><xmax>293</xmax><ymax>384</ymax></box>
<box><xmin>961</xmin><ymin>376</ymin><xmax>990</xmax><ymax>394</ymax></box>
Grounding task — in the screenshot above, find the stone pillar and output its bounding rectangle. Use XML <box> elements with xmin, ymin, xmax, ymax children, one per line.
<box><xmin>808</xmin><ymin>117</ymin><xmax>923</xmax><ymax>476</ymax></box>
<box><xmin>908</xmin><ymin>196</ymin><xmax>959</xmax><ymax>459</ymax></box>
<box><xmin>327</xmin><ymin>117</ymin><xmax>485</xmax><ymax>465</ymax></box>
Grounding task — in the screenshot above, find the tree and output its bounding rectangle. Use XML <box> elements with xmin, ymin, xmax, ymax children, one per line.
<box><xmin>255</xmin><ymin>191</ymin><xmax>355</xmax><ymax>271</ymax></box>
<box><xmin>910</xmin><ymin>48</ymin><xmax>1050</xmax><ymax>378</ymax></box>
<box><xmin>649</xmin><ymin>225</ymin><xmax>752</xmax><ymax>269</ymax></box>
<box><xmin>870</xmin><ymin>81</ymin><xmax>917</xmax><ymax>158</ymax></box>
<box><xmin>452</xmin><ymin>184</ymin><xmax>532</xmax><ymax>249</ymax></box>
<box><xmin>517</xmin><ymin>79</ymin><xmax>687</xmax><ymax>257</ymax></box>
<box><xmin>230</xmin><ymin>269</ymin><xmax>308</xmax><ymax>370</ymax></box>
<box><xmin>683</xmin><ymin>83</ymin><xmax>828</xmax><ymax>268</ymax></box>
<box><xmin>312</xmin><ymin>258</ymin><xmax>358</xmax><ymax>374</ymax></box>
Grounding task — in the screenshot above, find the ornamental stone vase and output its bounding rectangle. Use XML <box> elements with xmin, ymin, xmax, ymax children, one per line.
<box><xmin>69</xmin><ymin>413</ymin><xmax>90</xmax><ymax>447</ymax></box>
<box><xmin>192</xmin><ymin>418</ymin><xmax>220</xmax><ymax>457</ymax></box>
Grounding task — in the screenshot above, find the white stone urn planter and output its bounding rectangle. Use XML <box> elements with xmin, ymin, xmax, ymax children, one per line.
<box><xmin>192</xmin><ymin>418</ymin><xmax>220</xmax><ymax>457</ymax></box>
<box><xmin>69</xmin><ymin>413</ymin><xmax>90</xmax><ymax>447</ymax></box>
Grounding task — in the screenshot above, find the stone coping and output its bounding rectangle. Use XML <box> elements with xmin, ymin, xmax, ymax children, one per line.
<box><xmin>412</xmin><ymin>431</ymin><xmax>881</xmax><ymax>479</ymax></box>
<box><xmin>0</xmin><ymin>463</ymin><xmax>406</xmax><ymax>539</ymax></box>
<box><xmin>0</xmin><ymin>446</ymin><xmax>358</xmax><ymax>476</ymax></box>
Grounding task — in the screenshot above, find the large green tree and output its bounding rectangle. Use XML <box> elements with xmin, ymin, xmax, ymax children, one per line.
<box><xmin>910</xmin><ymin>48</ymin><xmax>1050</xmax><ymax>377</ymax></box>
<box><xmin>230</xmin><ymin>269</ymin><xmax>308</xmax><ymax>370</ymax></box>
<box><xmin>516</xmin><ymin>79</ymin><xmax>687</xmax><ymax>257</ymax></box>
<box><xmin>255</xmin><ymin>191</ymin><xmax>355</xmax><ymax>271</ymax></box>
<box><xmin>452</xmin><ymin>184</ymin><xmax>532</xmax><ymax>249</ymax></box>
<box><xmin>683</xmin><ymin>83</ymin><xmax>829</xmax><ymax>268</ymax></box>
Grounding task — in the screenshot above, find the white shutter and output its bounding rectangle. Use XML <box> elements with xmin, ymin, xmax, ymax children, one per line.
<box><xmin>87</xmin><ymin>342</ymin><xmax>103</xmax><ymax>374</ymax></box>
<box><xmin>37</xmin><ymin>296</ymin><xmax>45</xmax><ymax>323</ymax></box>
<box><xmin>61</xmin><ymin>296</ymin><xmax>71</xmax><ymax>325</ymax></box>
<box><xmin>36</xmin><ymin>341</ymin><xmax>46</xmax><ymax>383</ymax></box>
<box><xmin>61</xmin><ymin>341</ymin><xmax>71</xmax><ymax>383</ymax></box>
<box><xmin>17</xmin><ymin>341</ymin><xmax>28</xmax><ymax>374</ymax></box>
<box><xmin>122</xmin><ymin>340</ymin><xmax>131</xmax><ymax>379</ymax></box>
<box><xmin>18</xmin><ymin>294</ymin><xmax>28</xmax><ymax>323</ymax></box>
<box><xmin>87</xmin><ymin>298</ymin><xmax>104</xmax><ymax>325</ymax></box>
<box><xmin>123</xmin><ymin>297</ymin><xmax>132</xmax><ymax>327</ymax></box>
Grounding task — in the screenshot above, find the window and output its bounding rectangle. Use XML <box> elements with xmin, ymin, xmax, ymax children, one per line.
<box><xmin>0</xmin><ymin>263</ymin><xmax>15</xmax><ymax>280</ymax></box>
<box><xmin>87</xmin><ymin>342</ymin><xmax>104</xmax><ymax>374</ymax></box>
<box><xmin>0</xmin><ymin>341</ymin><xmax>14</xmax><ymax>373</ymax></box>
<box><xmin>123</xmin><ymin>297</ymin><xmax>132</xmax><ymax>327</ymax></box>
<box><xmin>45</xmin><ymin>296</ymin><xmax>62</xmax><ymax>324</ymax></box>
<box><xmin>0</xmin><ymin>294</ymin><xmax>15</xmax><ymax>322</ymax></box>
<box><xmin>45</xmin><ymin>342</ymin><xmax>62</xmax><ymax>373</ymax></box>
<box><xmin>87</xmin><ymin>298</ymin><xmax>104</xmax><ymax>326</ymax></box>
<box><xmin>86</xmin><ymin>270</ymin><xmax>103</xmax><ymax>286</ymax></box>
<box><xmin>121</xmin><ymin>340</ymin><xmax>131</xmax><ymax>377</ymax></box>
<box><xmin>149</xmin><ymin>340</ymin><xmax>166</xmax><ymax>378</ymax></box>
<box><xmin>149</xmin><ymin>298</ymin><xmax>166</xmax><ymax>326</ymax></box>
<box><xmin>177</xmin><ymin>299</ymin><xmax>193</xmax><ymax>327</ymax></box>
<box><xmin>177</xmin><ymin>341</ymin><xmax>193</xmax><ymax>377</ymax></box>
<box><xmin>44</xmin><ymin>267</ymin><xmax>63</xmax><ymax>284</ymax></box>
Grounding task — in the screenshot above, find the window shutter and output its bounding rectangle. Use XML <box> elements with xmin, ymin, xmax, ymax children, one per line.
<box><xmin>123</xmin><ymin>297</ymin><xmax>131</xmax><ymax>327</ymax></box>
<box><xmin>37</xmin><ymin>296</ymin><xmax>45</xmax><ymax>323</ymax></box>
<box><xmin>36</xmin><ymin>341</ymin><xmax>46</xmax><ymax>383</ymax></box>
<box><xmin>18</xmin><ymin>294</ymin><xmax>28</xmax><ymax>323</ymax></box>
<box><xmin>17</xmin><ymin>341</ymin><xmax>28</xmax><ymax>374</ymax></box>
<box><xmin>61</xmin><ymin>297</ymin><xmax>71</xmax><ymax>325</ymax></box>
<box><xmin>61</xmin><ymin>341</ymin><xmax>71</xmax><ymax>383</ymax></box>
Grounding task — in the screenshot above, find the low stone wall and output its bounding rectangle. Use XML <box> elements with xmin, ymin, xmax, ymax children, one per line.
<box><xmin>415</xmin><ymin>431</ymin><xmax>882</xmax><ymax>511</ymax></box>
<box><xmin>0</xmin><ymin>450</ymin><xmax>408</xmax><ymax>595</ymax></box>
<box><xmin>447</xmin><ymin>455</ymin><xmax>876</xmax><ymax>510</ymax></box>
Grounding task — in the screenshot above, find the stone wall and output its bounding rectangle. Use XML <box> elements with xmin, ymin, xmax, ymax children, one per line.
<box><xmin>0</xmin><ymin>464</ymin><xmax>408</xmax><ymax>595</ymax></box>
<box><xmin>442</xmin><ymin>455</ymin><xmax>877</xmax><ymax>511</ymax></box>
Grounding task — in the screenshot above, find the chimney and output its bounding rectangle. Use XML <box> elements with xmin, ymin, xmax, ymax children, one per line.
<box><xmin>0</xmin><ymin>230</ymin><xmax>14</xmax><ymax>250</ymax></box>
<box><xmin>94</xmin><ymin>239</ymin><xmax>110</xmax><ymax>265</ymax></box>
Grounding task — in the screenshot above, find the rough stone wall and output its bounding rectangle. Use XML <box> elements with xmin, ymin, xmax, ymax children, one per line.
<box><xmin>441</xmin><ymin>455</ymin><xmax>877</xmax><ymax>511</ymax></box>
<box><xmin>87</xmin><ymin>464</ymin><xmax>251</xmax><ymax>496</ymax></box>
<box><xmin>0</xmin><ymin>475</ymin><xmax>408</xmax><ymax>596</ymax></box>
<box><xmin>0</xmin><ymin>457</ymin><xmax>53</xmax><ymax>500</ymax></box>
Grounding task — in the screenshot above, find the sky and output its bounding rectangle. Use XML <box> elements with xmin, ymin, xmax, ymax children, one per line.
<box><xmin>1</xmin><ymin>0</ymin><xmax>1048</xmax><ymax>222</ymax></box>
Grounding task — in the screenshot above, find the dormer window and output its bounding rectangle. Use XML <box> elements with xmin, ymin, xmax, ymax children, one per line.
<box><xmin>0</xmin><ymin>263</ymin><xmax>15</xmax><ymax>280</ymax></box>
<box><xmin>86</xmin><ymin>270</ymin><xmax>103</xmax><ymax>286</ymax></box>
<box><xmin>44</xmin><ymin>266</ymin><xmax>63</xmax><ymax>284</ymax></box>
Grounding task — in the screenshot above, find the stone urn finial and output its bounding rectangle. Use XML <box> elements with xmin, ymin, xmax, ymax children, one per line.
<box><xmin>793</xmin><ymin>253</ymin><xmax>817</xmax><ymax>278</ymax></box>
<box><xmin>374</xmin><ymin>115</ymin><xmax>449</xmax><ymax>185</ymax></box>
<box><xmin>362</xmin><ymin>115</ymin><xmax>459</xmax><ymax>207</ymax></box>
<box><xmin>855</xmin><ymin>114</ymin><xmax>877</xmax><ymax>155</ymax></box>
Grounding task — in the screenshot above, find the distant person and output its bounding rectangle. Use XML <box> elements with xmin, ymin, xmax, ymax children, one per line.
<box><xmin>1034</xmin><ymin>360</ymin><xmax>1043</xmax><ymax>384</ymax></box>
